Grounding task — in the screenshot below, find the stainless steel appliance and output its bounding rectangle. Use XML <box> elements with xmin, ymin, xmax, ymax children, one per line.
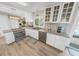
<box><xmin>13</xmin><ymin>29</ymin><xmax>26</xmax><ymax>42</ymax></box>
<box><xmin>39</xmin><ymin>31</ymin><xmax>47</xmax><ymax>43</ymax></box>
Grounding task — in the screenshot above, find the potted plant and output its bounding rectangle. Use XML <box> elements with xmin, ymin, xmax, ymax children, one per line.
<box><xmin>19</xmin><ymin>20</ymin><xmax>26</xmax><ymax>28</ymax></box>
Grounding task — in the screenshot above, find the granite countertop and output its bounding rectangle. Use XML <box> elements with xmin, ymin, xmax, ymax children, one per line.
<box><xmin>3</xmin><ymin>27</ymin><xmax>69</xmax><ymax>38</ymax></box>
<box><xmin>26</xmin><ymin>27</ymin><xmax>69</xmax><ymax>38</ymax></box>
<box><xmin>47</xmin><ymin>30</ymin><xmax>69</xmax><ymax>38</ymax></box>
<box><xmin>3</xmin><ymin>29</ymin><xmax>12</xmax><ymax>33</ymax></box>
<box><xmin>3</xmin><ymin>28</ymin><xmax>25</xmax><ymax>33</ymax></box>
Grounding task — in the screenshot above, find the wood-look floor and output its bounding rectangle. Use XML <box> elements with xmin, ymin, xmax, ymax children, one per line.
<box><xmin>0</xmin><ymin>37</ymin><xmax>62</xmax><ymax>56</ymax></box>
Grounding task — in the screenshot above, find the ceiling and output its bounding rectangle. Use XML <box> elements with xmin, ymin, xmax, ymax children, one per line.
<box><xmin>0</xmin><ymin>2</ymin><xmax>56</xmax><ymax>12</ymax></box>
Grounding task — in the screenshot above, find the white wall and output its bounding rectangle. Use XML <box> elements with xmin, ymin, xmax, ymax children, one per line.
<box><xmin>0</xmin><ymin>13</ymin><xmax>11</xmax><ymax>36</ymax></box>
<box><xmin>0</xmin><ymin>13</ymin><xmax>11</xmax><ymax>30</ymax></box>
<box><xmin>24</xmin><ymin>12</ymin><xmax>33</xmax><ymax>22</ymax></box>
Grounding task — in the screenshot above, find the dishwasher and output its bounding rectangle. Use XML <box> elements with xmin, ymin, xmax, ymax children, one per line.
<box><xmin>39</xmin><ymin>31</ymin><xmax>47</xmax><ymax>43</ymax></box>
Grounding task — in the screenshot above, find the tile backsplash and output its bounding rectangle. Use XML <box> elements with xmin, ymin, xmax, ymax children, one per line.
<box><xmin>45</xmin><ymin>23</ymin><xmax>68</xmax><ymax>33</ymax></box>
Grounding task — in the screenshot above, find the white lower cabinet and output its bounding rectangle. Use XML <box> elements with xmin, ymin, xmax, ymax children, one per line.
<box><xmin>25</xmin><ymin>29</ymin><xmax>38</xmax><ymax>40</ymax></box>
<box><xmin>54</xmin><ymin>36</ymin><xmax>66</xmax><ymax>51</ymax></box>
<box><xmin>29</xmin><ymin>29</ymin><xmax>38</xmax><ymax>40</ymax></box>
<box><xmin>46</xmin><ymin>33</ymin><xmax>55</xmax><ymax>46</ymax></box>
<box><xmin>46</xmin><ymin>33</ymin><xmax>66</xmax><ymax>51</ymax></box>
<box><xmin>25</xmin><ymin>29</ymin><xmax>29</xmax><ymax>36</ymax></box>
<box><xmin>4</xmin><ymin>32</ymin><xmax>15</xmax><ymax>44</ymax></box>
<box><xmin>25</xmin><ymin>29</ymin><xmax>66</xmax><ymax>51</ymax></box>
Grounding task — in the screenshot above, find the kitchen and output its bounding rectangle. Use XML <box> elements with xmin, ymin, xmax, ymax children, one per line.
<box><xmin>0</xmin><ymin>2</ymin><xmax>79</xmax><ymax>56</ymax></box>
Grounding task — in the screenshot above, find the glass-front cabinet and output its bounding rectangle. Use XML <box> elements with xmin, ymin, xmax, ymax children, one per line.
<box><xmin>45</xmin><ymin>7</ymin><xmax>51</xmax><ymax>22</ymax></box>
<box><xmin>45</xmin><ymin>2</ymin><xmax>76</xmax><ymax>23</ymax></box>
<box><xmin>52</xmin><ymin>5</ymin><xmax>60</xmax><ymax>22</ymax></box>
<box><xmin>61</xmin><ymin>2</ymin><xmax>74</xmax><ymax>22</ymax></box>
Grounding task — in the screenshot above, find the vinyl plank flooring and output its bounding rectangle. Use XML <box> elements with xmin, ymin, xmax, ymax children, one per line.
<box><xmin>0</xmin><ymin>37</ymin><xmax>62</xmax><ymax>56</ymax></box>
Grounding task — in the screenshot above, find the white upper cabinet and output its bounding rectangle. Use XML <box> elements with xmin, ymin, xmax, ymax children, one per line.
<box><xmin>45</xmin><ymin>2</ymin><xmax>77</xmax><ymax>23</ymax></box>
<box><xmin>45</xmin><ymin>7</ymin><xmax>51</xmax><ymax>22</ymax></box>
<box><xmin>60</xmin><ymin>2</ymin><xmax>75</xmax><ymax>23</ymax></box>
<box><xmin>52</xmin><ymin>5</ymin><xmax>60</xmax><ymax>23</ymax></box>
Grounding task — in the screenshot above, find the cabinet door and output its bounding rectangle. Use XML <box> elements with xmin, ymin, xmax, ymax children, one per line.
<box><xmin>4</xmin><ymin>32</ymin><xmax>15</xmax><ymax>44</ymax></box>
<box><xmin>46</xmin><ymin>33</ymin><xmax>55</xmax><ymax>46</ymax></box>
<box><xmin>45</xmin><ymin>7</ymin><xmax>51</xmax><ymax>22</ymax></box>
<box><xmin>52</xmin><ymin>5</ymin><xmax>60</xmax><ymax>22</ymax></box>
<box><xmin>25</xmin><ymin>29</ymin><xmax>29</xmax><ymax>36</ymax></box>
<box><xmin>61</xmin><ymin>2</ymin><xmax>74</xmax><ymax>22</ymax></box>
<box><xmin>27</xmin><ymin>29</ymin><xmax>38</xmax><ymax>40</ymax></box>
<box><xmin>30</xmin><ymin>30</ymin><xmax>38</xmax><ymax>40</ymax></box>
<box><xmin>55</xmin><ymin>36</ymin><xmax>65</xmax><ymax>51</ymax></box>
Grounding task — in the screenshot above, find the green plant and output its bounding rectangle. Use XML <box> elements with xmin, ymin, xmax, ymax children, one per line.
<box><xmin>19</xmin><ymin>20</ymin><xmax>26</xmax><ymax>27</ymax></box>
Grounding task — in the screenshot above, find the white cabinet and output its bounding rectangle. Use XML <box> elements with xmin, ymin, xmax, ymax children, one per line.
<box><xmin>45</xmin><ymin>7</ymin><xmax>51</xmax><ymax>22</ymax></box>
<box><xmin>25</xmin><ymin>29</ymin><xmax>38</xmax><ymax>40</ymax></box>
<box><xmin>45</xmin><ymin>2</ymin><xmax>77</xmax><ymax>23</ymax></box>
<box><xmin>52</xmin><ymin>5</ymin><xmax>60</xmax><ymax>22</ymax></box>
<box><xmin>54</xmin><ymin>36</ymin><xmax>66</xmax><ymax>51</ymax></box>
<box><xmin>46</xmin><ymin>33</ymin><xmax>55</xmax><ymax>46</ymax></box>
<box><xmin>29</xmin><ymin>29</ymin><xmax>38</xmax><ymax>40</ymax></box>
<box><xmin>4</xmin><ymin>32</ymin><xmax>15</xmax><ymax>44</ymax></box>
<box><xmin>60</xmin><ymin>2</ymin><xmax>75</xmax><ymax>23</ymax></box>
<box><xmin>46</xmin><ymin>33</ymin><xmax>66</xmax><ymax>51</ymax></box>
<box><xmin>25</xmin><ymin>29</ymin><xmax>29</xmax><ymax>36</ymax></box>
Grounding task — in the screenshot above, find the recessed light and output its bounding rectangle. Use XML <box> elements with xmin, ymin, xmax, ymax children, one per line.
<box><xmin>16</xmin><ymin>2</ymin><xmax>28</xmax><ymax>6</ymax></box>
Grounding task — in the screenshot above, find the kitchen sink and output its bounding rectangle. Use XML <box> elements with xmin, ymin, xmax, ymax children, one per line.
<box><xmin>32</xmin><ymin>27</ymin><xmax>42</xmax><ymax>30</ymax></box>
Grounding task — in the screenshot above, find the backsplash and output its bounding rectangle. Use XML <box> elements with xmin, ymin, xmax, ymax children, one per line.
<box><xmin>45</xmin><ymin>23</ymin><xmax>68</xmax><ymax>33</ymax></box>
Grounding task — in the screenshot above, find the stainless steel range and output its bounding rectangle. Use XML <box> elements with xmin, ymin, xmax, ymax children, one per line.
<box><xmin>13</xmin><ymin>29</ymin><xmax>26</xmax><ymax>42</ymax></box>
